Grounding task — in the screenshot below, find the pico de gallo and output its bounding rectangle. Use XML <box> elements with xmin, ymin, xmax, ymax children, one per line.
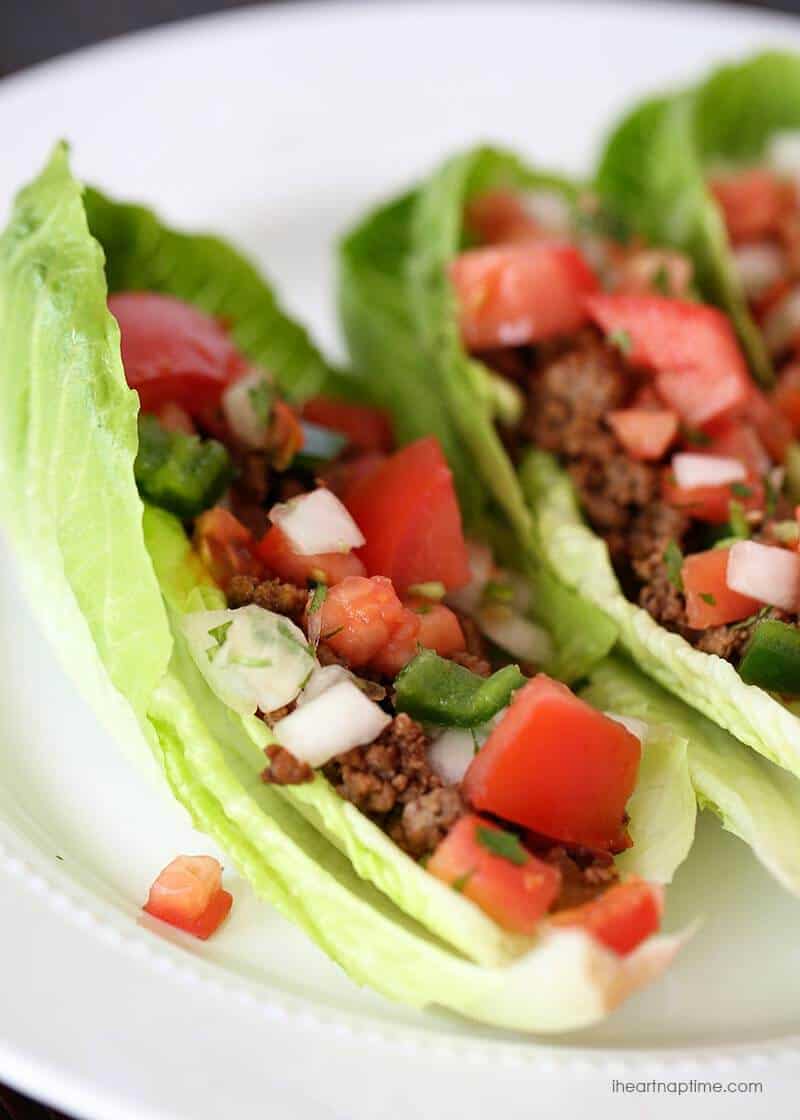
<box><xmin>451</xmin><ymin>186</ymin><xmax>800</xmax><ymax>696</ymax></box>
<box><xmin>118</xmin><ymin>289</ymin><xmax>661</xmax><ymax>951</ymax></box>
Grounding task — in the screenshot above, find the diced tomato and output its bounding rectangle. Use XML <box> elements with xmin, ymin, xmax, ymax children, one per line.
<box><xmin>586</xmin><ymin>294</ymin><xmax>752</xmax><ymax>427</ymax></box>
<box><xmin>462</xmin><ymin>675</ymin><xmax>641</xmax><ymax>851</ymax></box>
<box><xmin>607</xmin><ymin>408</ymin><xmax>678</xmax><ymax>461</ymax></box>
<box><xmin>194</xmin><ymin>508</ymin><xmax>263</xmax><ymax>590</ymax></box>
<box><xmin>772</xmin><ymin>363</ymin><xmax>800</xmax><ymax>436</ymax></box>
<box><xmin>156</xmin><ymin>401</ymin><xmax>196</xmax><ymax>435</ymax></box>
<box><xmin>300</xmin><ymin>397</ymin><xmax>394</xmax><ymax>454</ymax></box>
<box><xmin>550</xmin><ymin>878</ymin><xmax>662</xmax><ymax>955</ymax></box>
<box><xmin>143</xmin><ymin>855</ymin><xmax>233</xmax><ymax>941</ymax></box>
<box><xmin>427</xmin><ymin>814</ymin><xmax>561</xmax><ymax>935</ymax></box>
<box><xmin>369</xmin><ymin>607</ymin><xmax>422</xmax><ymax>677</ymax></box>
<box><xmin>661</xmin><ymin>472</ymin><xmax>764</xmax><ymax>524</ymax></box>
<box><xmin>315</xmin><ymin>575</ymin><xmax>407</xmax><ymax>668</ymax></box>
<box><xmin>681</xmin><ymin>548</ymin><xmax>760</xmax><ymax>628</ymax></box>
<box><xmin>465</xmin><ymin>190</ymin><xmax>541</xmax><ymax>245</ymax></box>
<box><xmin>747</xmin><ymin>386</ymin><xmax>793</xmax><ymax>464</ymax></box>
<box><xmin>710</xmin><ymin>169</ymin><xmax>796</xmax><ymax>244</ymax></box>
<box><xmin>267</xmin><ymin>400</ymin><xmax>305</xmax><ymax>470</ymax></box>
<box><xmin>109</xmin><ymin>292</ymin><xmax>248</xmax><ymax>415</ymax></box>
<box><xmin>704</xmin><ymin>418</ymin><xmax>769</xmax><ymax>475</ymax></box>
<box><xmin>450</xmin><ymin>241</ymin><xmax>599</xmax><ymax>351</ymax></box>
<box><xmin>344</xmin><ymin>437</ymin><xmax>470</xmax><ymax>595</ymax></box>
<box><xmin>257</xmin><ymin>524</ymin><xmax>365</xmax><ymax>588</ymax></box>
<box><xmin>408</xmin><ymin>600</ymin><xmax>466</xmax><ymax>658</ymax></box>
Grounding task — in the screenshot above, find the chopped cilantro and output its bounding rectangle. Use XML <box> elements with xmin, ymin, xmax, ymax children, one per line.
<box><xmin>730</xmin><ymin>482</ymin><xmax>753</xmax><ymax>499</ymax></box>
<box><xmin>764</xmin><ymin>472</ymin><xmax>780</xmax><ymax>517</ymax></box>
<box><xmin>321</xmin><ymin>625</ymin><xmax>344</xmax><ymax>641</ymax></box>
<box><xmin>728</xmin><ymin>500</ymin><xmax>750</xmax><ymax>540</ymax></box>
<box><xmin>699</xmin><ymin>592</ymin><xmax>716</xmax><ymax>606</ymax></box>
<box><xmin>476</xmin><ymin>826</ymin><xmax>529</xmax><ymax>866</ymax></box>
<box><xmin>664</xmin><ymin>539</ymin><xmax>684</xmax><ymax>591</ymax></box>
<box><xmin>247</xmin><ymin>378</ymin><xmax>273</xmax><ymax>426</ymax></box>
<box><xmin>308</xmin><ymin>582</ymin><xmax>327</xmax><ymax>615</ymax></box>
<box><xmin>277</xmin><ymin>619</ymin><xmax>313</xmax><ymax>656</ymax></box>
<box><xmin>608</xmin><ymin>327</ymin><xmax>633</xmax><ymax>356</ymax></box>
<box><xmin>683</xmin><ymin>427</ymin><xmax>711</xmax><ymax>447</ymax></box>
<box><xmin>206</xmin><ymin>620</ymin><xmax>232</xmax><ymax>660</ymax></box>
<box><xmin>652</xmin><ymin>264</ymin><xmax>670</xmax><ymax>295</ymax></box>
<box><xmin>452</xmin><ymin>869</ymin><xmax>475</xmax><ymax>894</ymax></box>
<box><xmin>730</xmin><ymin>606</ymin><xmax>772</xmax><ymax>631</ymax></box>
<box><xmin>232</xmin><ymin>655</ymin><xmax>273</xmax><ymax>668</ymax></box>
<box><xmin>407</xmin><ymin>581</ymin><xmax>446</xmax><ymax>601</ymax></box>
<box><xmin>482</xmin><ymin>580</ymin><xmax>514</xmax><ymax>604</ymax></box>
<box><xmin>412</xmin><ymin>603</ymin><xmax>433</xmax><ymax>615</ymax></box>
<box><xmin>712</xmin><ymin>536</ymin><xmax>739</xmax><ymax>551</ymax></box>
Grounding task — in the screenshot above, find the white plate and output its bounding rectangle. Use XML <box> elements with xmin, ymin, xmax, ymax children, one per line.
<box><xmin>3</xmin><ymin>3</ymin><xmax>800</xmax><ymax>1117</ymax></box>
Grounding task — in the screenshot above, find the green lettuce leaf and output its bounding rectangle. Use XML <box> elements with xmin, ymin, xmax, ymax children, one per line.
<box><xmin>583</xmin><ymin>658</ymin><xmax>800</xmax><ymax>896</ymax></box>
<box><xmin>520</xmin><ymin>448</ymin><xmax>800</xmax><ymax>791</ymax></box>
<box><xmin>84</xmin><ymin>186</ymin><xmax>334</xmax><ymax>403</ymax></box>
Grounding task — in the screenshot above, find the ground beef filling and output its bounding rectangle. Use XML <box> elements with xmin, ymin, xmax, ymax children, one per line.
<box><xmin>227</xmin><ymin>572</ymin><xmax>309</xmax><ymax>622</ymax></box>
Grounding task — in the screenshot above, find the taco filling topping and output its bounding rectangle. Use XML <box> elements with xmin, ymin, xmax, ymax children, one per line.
<box><xmin>454</xmin><ymin>187</ymin><xmax>800</xmax><ymax>696</ymax></box>
<box><xmin>116</xmin><ymin>286</ymin><xmax>660</xmax><ymax>950</ymax></box>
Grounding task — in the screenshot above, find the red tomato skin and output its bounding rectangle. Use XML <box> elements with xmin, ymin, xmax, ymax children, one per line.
<box><xmin>661</xmin><ymin>472</ymin><xmax>764</xmax><ymax>524</ymax></box>
<box><xmin>710</xmin><ymin>169</ymin><xmax>796</xmax><ymax>244</ymax></box>
<box><xmin>462</xmin><ymin>675</ymin><xmax>641</xmax><ymax>851</ymax></box>
<box><xmin>257</xmin><ymin>525</ymin><xmax>365</xmax><ymax>587</ymax></box>
<box><xmin>747</xmin><ymin>386</ymin><xmax>793</xmax><ymax>464</ymax></box>
<box><xmin>316</xmin><ymin>576</ymin><xmax>406</xmax><ymax>668</ymax></box>
<box><xmin>586</xmin><ymin>294</ymin><xmax>751</xmax><ymax>427</ymax></box>
<box><xmin>550</xmin><ymin>879</ymin><xmax>663</xmax><ymax>955</ymax></box>
<box><xmin>772</xmin><ymin>363</ymin><xmax>800</xmax><ymax>437</ymax></box>
<box><xmin>703</xmin><ymin>418</ymin><xmax>769</xmax><ymax>475</ymax></box>
<box><xmin>409</xmin><ymin>600</ymin><xmax>466</xmax><ymax>658</ymax></box>
<box><xmin>143</xmin><ymin>855</ymin><xmax>232</xmax><ymax>941</ymax></box>
<box><xmin>681</xmin><ymin>548</ymin><xmax>760</xmax><ymax>629</ymax></box>
<box><xmin>427</xmin><ymin>815</ymin><xmax>561</xmax><ymax>935</ymax></box>
<box><xmin>450</xmin><ymin>241</ymin><xmax>599</xmax><ymax>351</ymax></box>
<box><xmin>344</xmin><ymin>437</ymin><xmax>471</xmax><ymax>595</ymax></box>
<box><xmin>194</xmin><ymin>508</ymin><xmax>263</xmax><ymax>590</ymax></box>
<box><xmin>607</xmin><ymin>408</ymin><xmax>678</xmax><ymax>461</ymax></box>
<box><xmin>369</xmin><ymin>608</ymin><xmax>422</xmax><ymax>677</ymax></box>
<box><xmin>465</xmin><ymin>190</ymin><xmax>541</xmax><ymax>245</ymax></box>
<box><xmin>109</xmin><ymin>292</ymin><xmax>248</xmax><ymax>414</ymax></box>
<box><xmin>300</xmin><ymin>397</ymin><xmax>394</xmax><ymax>454</ymax></box>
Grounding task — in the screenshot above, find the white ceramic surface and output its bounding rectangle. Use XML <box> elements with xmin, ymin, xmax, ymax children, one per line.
<box><xmin>2</xmin><ymin>3</ymin><xmax>800</xmax><ymax>1117</ymax></box>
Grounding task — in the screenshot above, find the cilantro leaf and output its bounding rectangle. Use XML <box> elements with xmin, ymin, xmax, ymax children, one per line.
<box><xmin>663</xmin><ymin>539</ymin><xmax>684</xmax><ymax>591</ymax></box>
<box><xmin>730</xmin><ymin>482</ymin><xmax>753</xmax><ymax>499</ymax></box>
<box><xmin>608</xmin><ymin>327</ymin><xmax>632</xmax><ymax>356</ymax></box>
<box><xmin>308</xmin><ymin>582</ymin><xmax>327</xmax><ymax>615</ymax></box>
<box><xmin>728</xmin><ymin>499</ymin><xmax>750</xmax><ymax>540</ymax></box>
<box><xmin>452</xmin><ymin>869</ymin><xmax>475</xmax><ymax>893</ymax></box>
<box><xmin>476</xmin><ymin>826</ymin><xmax>529</xmax><ymax>866</ymax></box>
<box><xmin>699</xmin><ymin>592</ymin><xmax>716</xmax><ymax>606</ymax></box>
<box><xmin>652</xmin><ymin>263</ymin><xmax>670</xmax><ymax>295</ymax></box>
<box><xmin>247</xmin><ymin>378</ymin><xmax>273</xmax><ymax>426</ymax></box>
<box><xmin>206</xmin><ymin>619</ymin><xmax>233</xmax><ymax>661</ymax></box>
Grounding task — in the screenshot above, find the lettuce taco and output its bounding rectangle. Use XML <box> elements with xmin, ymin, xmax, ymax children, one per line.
<box><xmin>339</xmin><ymin>141</ymin><xmax>800</xmax><ymax>885</ymax></box>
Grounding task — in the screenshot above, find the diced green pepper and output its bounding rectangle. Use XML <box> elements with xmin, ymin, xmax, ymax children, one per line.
<box><xmin>394</xmin><ymin>649</ymin><xmax>525</xmax><ymax>727</ymax></box>
<box><xmin>739</xmin><ymin>619</ymin><xmax>800</xmax><ymax>696</ymax></box>
<box><xmin>294</xmin><ymin>421</ymin><xmax>348</xmax><ymax>470</ymax></box>
<box><xmin>134</xmin><ymin>414</ymin><xmax>233</xmax><ymax>519</ymax></box>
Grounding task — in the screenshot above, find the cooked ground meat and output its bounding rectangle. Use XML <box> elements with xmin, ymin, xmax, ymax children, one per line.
<box><xmin>227</xmin><ymin>573</ymin><xmax>309</xmax><ymax>622</ymax></box>
<box><xmin>568</xmin><ymin>454</ymin><xmax>657</xmax><ymax>533</ymax></box>
<box><xmin>261</xmin><ymin>743</ymin><xmax>313</xmax><ymax>785</ymax></box>
<box><xmin>450</xmin><ymin>649</ymin><xmax>492</xmax><ymax>678</ymax></box>
<box><xmin>324</xmin><ymin>714</ymin><xmax>463</xmax><ymax>856</ymax></box>
<box><xmin>638</xmin><ymin>569</ymin><xmax>688</xmax><ymax>630</ymax></box>
<box><xmin>694</xmin><ymin>607</ymin><xmax>790</xmax><ymax>662</ymax></box>
<box><xmin>541</xmin><ymin>845</ymin><xmax>619</xmax><ymax>912</ymax></box>
<box><xmin>629</xmin><ymin>502</ymin><xmax>689</xmax><ymax>583</ymax></box>
<box><xmin>451</xmin><ymin>612</ymin><xmax>492</xmax><ymax>677</ymax></box>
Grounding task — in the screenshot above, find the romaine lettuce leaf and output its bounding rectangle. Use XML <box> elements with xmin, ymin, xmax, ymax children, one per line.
<box><xmin>520</xmin><ymin>449</ymin><xmax>800</xmax><ymax>791</ymax></box>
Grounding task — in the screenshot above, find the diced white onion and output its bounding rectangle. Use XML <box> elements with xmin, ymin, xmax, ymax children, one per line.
<box><xmin>429</xmin><ymin>728</ymin><xmax>477</xmax><ymax>785</ymax></box>
<box><xmin>296</xmin><ymin>664</ymin><xmax>352</xmax><ymax>706</ymax></box>
<box><xmin>269</xmin><ymin>488</ymin><xmax>365</xmax><ymax>556</ymax></box>
<box><xmin>522</xmin><ymin>189</ymin><xmax>573</xmax><ymax>235</ymax></box>
<box><xmin>446</xmin><ymin>539</ymin><xmax>494</xmax><ymax>614</ymax></box>
<box><xmin>733</xmin><ymin>243</ymin><xmax>786</xmax><ymax>301</ymax></box>
<box><xmin>603</xmin><ymin>712</ymin><xmax>649</xmax><ymax>744</ymax></box>
<box><xmin>221</xmin><ymin>369</ymin><xmax>272</xmax><ymax>449</ymax></box>
<box><xmin>727</xmin><ymin>540</ymin><xmax>800</xmax><ymax>612</ymax></box>
<box><xmin>671</xmin><ymin>453</ymin><xmax>746</xmax><ymax>489</ymax></box>
<box><xmin>182</xmin><ymin>604</ymin><xmax>315</xmax><ymax>716</ymax></box>
<box><xmin>763</xmin><ymin>286</ymin><xmax>800</xmax><ymax>357</ymax></box>
<box><xmin>768</xmin><ymin>131</ymin><xmax>800</xmax><ymax>177</ymax></box>
<box><xmin>475</xmin><ymin>604</ymin><xmax>553</xmax><ymax>665</ymax></box>
<box><xmin>273</xmin><ymin>680</ymin><xmax>390</xmax><ymax>767</ymax></box>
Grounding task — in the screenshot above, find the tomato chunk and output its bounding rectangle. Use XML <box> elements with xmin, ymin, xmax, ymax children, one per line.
<box><xmin>427</xmin><ymin>815</ymin><xmax>561</xmax><ymax>935</ymax></box>
<box><xmin>300</xmin><ymin>397</ymin><xmax>394</xmax><ymax>454</ymax></box>
<box><xmin>586</xmin><ymin>294</ymin><xmax>751</xmax><ymax>427</ymax></box>
<box><xmin>662</xmin><ymin>472</ymin><xmax>763</xmax><ymax>524</ymax></box>
<box><xmin>681</xmin><ymin>548</ymin><xmax>760</xmax><ymax>629</ymax></box>
<box><xmin>465</xmin><ymin>190</ymin><xmax>541</xmax><ymax>245</ymax></box>
<box><xmin>369</xmin><ymin>607</ymin><xmax>422</xmax><ymax>677</ymax></box>
<box><xmin>109</xmin><ymin>292</ymin><xmax>248</xmax><ymax>415</ymax></box>
<box><xmin>550</xmin><ymin>879</ymin><xmax>662</xmax><ymax>955</ymax></box>
<box><xmin>704</xmin><ymin>418</ymin><xmax>769</xmax><ymax>475</ymax></box>
<box><xmin>745</xmin><ymin>386</ymin><xmax>793</xmax><ymax>465</ymax></box>
<box><xmin>257</xmin><ymin>524</ymin><xmax>365</xmax><ymax>587</ymax></box>
<box><xmin>607</xmin><ymin>408</ymin><xmax>678</xmax><ymax>461</ymax></box>
<box><xmin>409</xmin><ymin>600</ymin><xmax>466</xmax><ymax>658</ymax></box>
<box><xmin>772</xmin><ymin>363</ymin><xmax>800</xmax><ymax>437</ymax></box>
<box><xmin>194</xmin><ymin>508</ymin><xmax>263</xmax><ymax>590</ymax></box>
<box><xmin>462</xmin><ymin>675</ymin><xmax>641</xmax><ymax>851</ymax></box>
<box><xmin>315</xmin><ymin>575</ymin><xmax>407</xmax><ymax>668</ymax></box>
<box><xmin>143</xmin><ymin>855</ymin><xmax>233</xmax><ymax>941</ymax></box>
<box><xmin>710</xmin><ymin>169</ymin><xmax>796</xmax><ymax>244</ymax></box>
<box><xmin>450</xmin><ymin>241</ymin><xmax>598</xmax><ymax>351</ymax></box>
<box><xmin>344</xmin><ymin>437</ymin><xmax>470</xmax><ymax>594</ymax></box>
